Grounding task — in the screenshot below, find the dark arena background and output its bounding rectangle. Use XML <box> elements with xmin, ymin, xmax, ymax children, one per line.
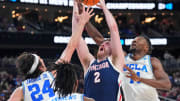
<box><xmin>0</xmin><ymin>0</ymin><xmax>180</xmax><ymax>101</ymax></box>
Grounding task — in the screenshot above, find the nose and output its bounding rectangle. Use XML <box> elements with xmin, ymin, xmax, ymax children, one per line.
<box><xmin>132</xmin><ymin>40</ymin><xmax>136</xmax><ymax>44</ymax></box>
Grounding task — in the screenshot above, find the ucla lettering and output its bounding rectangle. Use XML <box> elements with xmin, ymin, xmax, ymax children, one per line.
<box><xmin>26</xmin><ymin>76</ymin><xmax>41</xmax><ymax>84</ymax></box>
<box><xmin>124</xmin><ymin>64</ymin><xmax>148</xmax><ymax>72</ymax></box>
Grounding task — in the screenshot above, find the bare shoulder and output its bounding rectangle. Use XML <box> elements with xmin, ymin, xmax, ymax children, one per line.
<box><xmin>84</xmin><ymin>96</ymin><xmax>95</xmax><ymax>101</ymax></box>
<box><xmin>151</xmin><ymin>57</ymin><xmax>162</xmax><ymax>67</ymax></box>
<box><xmin>151</xmin><ymin>57</ymin><xmax>161</xmax><ymax>63</ymax></box>
<box><xmin>151</xmin><ymin>57</ymin><xmax>166</xmax><ymax>73</ymax></box>
<box><xmin>8</xmin><ymin>87</ymin><xmax>23</xmax><ymax>101</ymax></box>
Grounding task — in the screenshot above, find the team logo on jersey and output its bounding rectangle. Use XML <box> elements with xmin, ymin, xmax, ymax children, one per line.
<box><xmin>124</xmin><ymin>64</ymin><xmax>148</xmax><ymax>72</ymax></box>
<box><xmin>88</xmin><ymin>61</ymin><xmax>109</xmax><ymax>72</ymax></box>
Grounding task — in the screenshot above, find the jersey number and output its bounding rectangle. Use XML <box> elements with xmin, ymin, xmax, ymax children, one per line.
<box><xmin>130</xmin><ymin>72</ymin><xmax>141</xmax><ymax>84</ymax></box>
<box><xmin>94</xmin><ymin>72</ymin><xmax>101</xmax><ymax>83</ymax></box>
<box><xmin>28</xmin><ymin>79</ymin><xmax>55</xmax><ymax>101</ymax></box>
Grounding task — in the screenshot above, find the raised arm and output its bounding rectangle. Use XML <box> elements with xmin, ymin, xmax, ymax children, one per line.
<box><xmin>77</xmin><ymin>2</ymin><xmax>104</xmax><ymax>45</ymax></box>
<box><xmin>85</xmin><ymin>22</ymin><xmax>104</xmax><ymax>45</ymax></box>
<box><xmin>56</xmin><ymin>1</ymin><xmax>94</xmax><ymax>63</ymax></box>
<box><xmin>98</xmin><ymin>0</ymin><xmax>125</xmax><ymax>72</ymax></box>
<box><xmin>76</xmin><ymin>37</ymin><xmax>94</xmax><ymax>73</ymax></box>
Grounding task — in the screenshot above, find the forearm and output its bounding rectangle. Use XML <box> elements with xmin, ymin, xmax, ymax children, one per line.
<box><xmin>102</xmin><ymin>7</ymin><xmax>118</xmax><ymax>33</ymax></box>
<box><xmin>59</xmin><ymin>25</ymin><xmax>85</xmax><ymax>62</ymax></box>
<box><xmin>102</xmin><ymin>5</ymin><xmax>124</xmax><ymax>67</ymax></box>
<box><xmin>71</xmin><ymin>25</ymin><xmax>85</xmax><ymax>47</ymax></box>
<box><xmin>139</xmin><ymin>78</ymin><xmax>171</xmax><ymax>90</ymax></box>
<box><xmin>85</xmin><ymin>22</ymin><xmax>104</xmax><ymax>45</ymax></box>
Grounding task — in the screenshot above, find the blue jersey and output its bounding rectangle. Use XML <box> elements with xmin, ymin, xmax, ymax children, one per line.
<box><xmin>84</xmin><ymin>57</ymin><xmax>122</xmax><ymax>101</ymax></box>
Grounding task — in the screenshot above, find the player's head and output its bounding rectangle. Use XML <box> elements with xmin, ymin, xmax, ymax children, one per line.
<box><xmin>16</xmin><ymin>52</ymin><xmax>47</xmax><ymax>79</ymax></box>
<box><xmin>97</xmin><ymin>39</ymin><xmax>112</xmax><ymax>59</ymax></box>
<box><xmin>53</xmin><ymin>63</ymin><xmax>80</xmax><ymax>97</ymax></box>
<box><xmin>130</xmin><ymin>35</ymin><xmax>152</xmax><ymax>55</ymax></box>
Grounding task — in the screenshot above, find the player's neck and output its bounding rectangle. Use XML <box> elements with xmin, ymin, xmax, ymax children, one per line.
<box><xmin>97</xmin><ymin>56</ymin><xmax>108</xmax><ymax>62</ymax></box>
<box><xmin>131</xmin><ymin>52</ymin><xmax>146</xmax><ymax>60</ymax></box>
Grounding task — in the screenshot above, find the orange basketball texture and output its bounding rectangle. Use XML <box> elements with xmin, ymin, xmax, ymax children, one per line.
<box><xmin>82</xmin><ymin>0</ymin><xmax>100</xmax><ymax>6</ymax></box>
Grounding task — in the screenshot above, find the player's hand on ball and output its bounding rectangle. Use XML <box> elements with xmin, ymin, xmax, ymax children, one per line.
<box><xmin>75</xmin><ymin>5</ymin><xmax>95</xmax><ymax>25</ymax></box>
<box><xmin>124</xmin><ymin>65</ymin><xmax>141</xmax><ymax>82</ymax></box>
<box><xmin>96</xmin><ymin>0</ymin><xmax>106</xmax><ymax>9</ymax></box>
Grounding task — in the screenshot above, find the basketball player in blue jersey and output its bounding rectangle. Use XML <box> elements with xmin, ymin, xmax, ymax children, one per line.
<box><xmin>8</xmin><ymin>0</ymin><xmax>94</xmax><ymax>100</ymax></box>
<box><xmin>49</xmin><ymin>63</ymin><xmax>94</xmax><ymax>101</ymax></box>
<box><xmin>83</xmin><ymin>18</ymin><xmax>172</xmax><ymax>100</ymax></box>
<box><xmin>76</xmin><ymin>0</ymin><xmax>125</xmax><ymax>101</ymax></box>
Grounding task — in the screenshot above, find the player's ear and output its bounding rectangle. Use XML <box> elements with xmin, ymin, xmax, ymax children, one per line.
<box><xmin>39</xmin><ymin>65</ymin><xmax>46</xmax><ymax>72</ymax></box>
<box><xmin>145</xmin><ymin>44</ymin><xmax>149</xmax><ymax>52</ymax></box>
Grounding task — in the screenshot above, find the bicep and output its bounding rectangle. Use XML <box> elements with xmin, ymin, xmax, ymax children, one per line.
<box><xmin>152</xmin><ymin>58</ymin><xmax>169</xmax><ymax>80</ymax></box>
<box><xmin>8</xmin><ymin>87</ymin><xmax>23</xmax><ymax>101</ymax></box>
<box><xmin>76</xmin><ymin>38</ymin><xmax>94</xmax><ymax>72</ymax></box>
<box><xmin>111</xmin><ymin>31</ymin><xmax>125</xmax><ymax>72</ymax></box>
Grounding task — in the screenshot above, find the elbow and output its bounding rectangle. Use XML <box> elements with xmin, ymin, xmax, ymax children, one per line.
<box><xmin>163</xmin><ymin>81</ymin><xmax>172</xmax><ymax>91</ymax></box>
<box><xmin>166</xmin><ymin>81</ymin><xmax>172</xmax><ymax>90</ymax></box>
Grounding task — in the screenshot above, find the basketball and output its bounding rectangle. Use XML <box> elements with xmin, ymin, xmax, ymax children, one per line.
<box><xmin>82</xmin><ymin>0</ymin><xmax>100</xmax><ymax>6</ymax></box>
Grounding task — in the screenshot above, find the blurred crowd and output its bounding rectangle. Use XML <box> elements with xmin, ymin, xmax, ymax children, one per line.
<box><xmin>0</xmin><ymin>72</ymin><xmax>24</xmax><ymax>101</ymax></box>
<box><xmin>0</xmin><ymin>52</ymin><xmax>180</xmax><ymax>101</ymax></box>
<box><xmin>0</xmin><ymin>10</ymin><xmax>180</xmax><ymax>37</ymax></box>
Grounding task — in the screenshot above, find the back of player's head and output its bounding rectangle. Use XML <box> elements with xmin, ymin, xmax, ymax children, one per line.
<box><xmin>16</xmin><ymin>52</ymin><xmax>42</xmax><ymax>79</ymax></box>
<box><xmin>138</xmin><ymin>35</ymin><xmax>152</xmax><ymax>54</ymax></box>
<box><xmin>52</xmin><ymin>63</ymin><xmax>80</xmax><ymax>97</ymax></box>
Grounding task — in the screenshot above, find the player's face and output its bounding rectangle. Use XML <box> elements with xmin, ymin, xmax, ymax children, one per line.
<box><xmin>130</xmin><ymin>37</ymin><xmax>148</xmax><ymax>53</ymax></box>
<box><xmin>97</xmin><ymin>40</ymin><xmax>112</xmax><ymax>58</ymax></box>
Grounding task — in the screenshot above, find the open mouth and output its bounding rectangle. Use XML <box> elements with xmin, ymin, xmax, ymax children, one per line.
<box><xmin>132</xmin><ymin>43</ymin><xmax>136</xmax><ymax>47</ymax></box>
<box><xmin>100</xmin><ymin>48</ymin><xmax>103</xmax><ymax>51</ymax></box>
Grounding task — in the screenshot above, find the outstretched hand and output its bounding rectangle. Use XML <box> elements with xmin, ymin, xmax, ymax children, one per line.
<box><xmin>124</xmin><ymin>65</ymin><xmax>141</xmax><ymax>82</ymax></box>
<box><xmin>96</xmin><ymin>0</ymin><xmax>106</xmax><ymax>9</ymax></box>
<box><xmin>73</xmin><ymin>1</ymin><xmax>95</xmax><ymax>26</ymax></box>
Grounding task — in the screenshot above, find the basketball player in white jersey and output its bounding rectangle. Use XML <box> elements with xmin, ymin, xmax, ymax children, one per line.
<box><xmin>49</xmin><ymin>63</ymin><xmax>94</xmax><ymax>101</ymax></box>
<box><xmin>8</xmin><ymin>0</ymin><xmax>94</xmax><ymax>100</ymax></box>
<box><xmin>122</xmin><ymin>35</ymin><xmax>171</xmax><ymax>101</ymax></box>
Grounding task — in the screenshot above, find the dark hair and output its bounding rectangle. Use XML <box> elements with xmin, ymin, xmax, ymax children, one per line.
<box><xmin>52</xmin><ymin>63</ymin><xmax>80</xmax><ymax>97</ymax></box>
<box><xmin>16</xmin><ymin>52</ymin><xmax>42</xmax><ymax>79</ymax></box>
<box><xmin>138</xmin><ymin>35</ymin><xmax>152</xmax><ymax>54</ymax></box>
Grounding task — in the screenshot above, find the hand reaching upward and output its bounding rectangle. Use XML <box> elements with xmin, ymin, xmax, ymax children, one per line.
<box><xmin>72</xmin><ymin>1</ymin><xmax>95</xmax><ymax>28</ymax></box>
<box><xmin>96</xmin><ymin>0</ymin><xmax>106</xmax><ymax>9</ymax></box>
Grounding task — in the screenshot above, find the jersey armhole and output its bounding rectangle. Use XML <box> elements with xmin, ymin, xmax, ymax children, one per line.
<box><xmin>21</xmin><ymin>82</ymin><xmax>25</xmax><ymax>100</ymax></box>
<box><xmin>148</xmin><ymin>55</ymin><xmax>153</xmax><ymax>71</ymax></box>
<box><xmin>107</xmin><ymin>57</ymin><xmax>121</xmax><ymax>73</ymax></box>
<box><xmin>47</xmin><ymin>71</ymin><xmax>54</xmax><ymax>79</ymax></box>
<box><xmin>84</xmin><ymin>59</ymin><xmax>95</xmax><ymax>76</ymax></box>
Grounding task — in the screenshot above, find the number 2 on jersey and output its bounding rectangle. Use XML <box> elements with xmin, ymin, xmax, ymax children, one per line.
<box><xmin>94</xmin><ymin>72</ymin><xmax>101</xmax><ymax>83</ymax></box>
<box><xmin>28</xmin><ymin>79</ymin><xmax>55</xmax><ymax>101</ymax></box>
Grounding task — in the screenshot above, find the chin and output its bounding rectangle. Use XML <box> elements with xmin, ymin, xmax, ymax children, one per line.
<box><xmin>129</xmin><ymin>48</ymin><xmax>136</xmax><ymax>53</ymax></box>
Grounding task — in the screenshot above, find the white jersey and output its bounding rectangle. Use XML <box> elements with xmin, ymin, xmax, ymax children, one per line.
<box><xmin>22</xmin><ymin>71</ymin><xmax>56</xmax><ymax>101</ymax></box>
<box><xmin>49</xmin><ymin>93</ymin><xmax>84</xmax><ymax>101</ymax></box>
<box><xmin>122</xmin><ymin>54</ymin><xmax>160</xmax><ymax>101</ymax></box>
